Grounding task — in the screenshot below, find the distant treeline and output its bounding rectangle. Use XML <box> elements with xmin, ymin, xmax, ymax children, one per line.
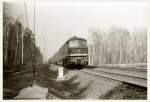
<box><xmin>3</xmin><ymin>16</ymin><xmax>43</xmax><ymax>66</ymax></box>
<box><xmin>88</xmin><ymin>27</ymin><xmax>147</xmax><ymax>65</ymax></box>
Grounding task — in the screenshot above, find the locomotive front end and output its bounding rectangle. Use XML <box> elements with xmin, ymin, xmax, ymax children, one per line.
<box><xmin>67</xmin><ymin>37</ymin><xmax>88</xmax><ymax>67</ymax></box>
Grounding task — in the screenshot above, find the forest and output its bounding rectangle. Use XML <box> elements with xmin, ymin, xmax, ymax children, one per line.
<box><xmin>88</xmin><ymin>27</ymin><xmax>147</xmax><ymax>65</ymax></box>
<box><xmin>3</xmin><ymin>6</ymin><xmax>43</xmax><ymax>67</ymax></box>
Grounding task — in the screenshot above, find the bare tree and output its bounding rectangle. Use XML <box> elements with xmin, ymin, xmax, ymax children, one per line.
<box><xmin>89</xmin><ymin>26</ymin><xmax>147</xmax><ymax>66</ymax></box>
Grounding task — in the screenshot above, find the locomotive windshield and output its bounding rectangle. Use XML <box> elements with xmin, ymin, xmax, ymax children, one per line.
<box><xmin>69</xmin><ymin>40</ymin><xmax>87</xmax><ymax>48</ymax></box>
<box><xmin>68</xmin><ymin>40</ymin><xmax>88</xmax><ymax>54</ymax></box>
<box><xmin>68</xmin><ymin>48</ymin><xmax>88</xmax><ymax>54</ymax></box>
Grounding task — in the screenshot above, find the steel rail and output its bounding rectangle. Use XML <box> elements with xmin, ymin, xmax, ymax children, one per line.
<box><xmin>93</xmin><ymin>68</ymin><xmax>147</xmax><ymax>79</ymax></box>
<box><xmin>86</xmin><ymin>65</ymin><xmax>147</xmax><ymax>72</ymax></box>
<box><xmin>81</xmin><ymin>69</ymin><xmax>147</xmax><ymax>88</ymax></box>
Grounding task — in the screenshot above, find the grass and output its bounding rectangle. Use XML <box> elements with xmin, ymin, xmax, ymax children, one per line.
<box><xmin>3</xmin><ymin>64</ymin><xmax>90</xmax><ymax>99</ymax></box>
<box><xmin>3</xmin><ymin>65</ymin><xmax>35</xmax><ymax>99</ymax></box>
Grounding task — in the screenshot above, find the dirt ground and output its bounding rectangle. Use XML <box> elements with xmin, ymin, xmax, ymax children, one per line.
<box><xmin>3</xmin><ymin>64</ymin><xmax>147</xmax><ymax>99</ymax></box>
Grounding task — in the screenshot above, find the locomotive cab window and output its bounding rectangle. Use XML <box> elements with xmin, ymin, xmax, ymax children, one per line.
<box><xmin>69</xmin><ymin>40</ymin><xmax>79</xmax><ymax>47</ymax></box>
<box><xmin>68</xmin><ymin>48</ymin><xmax>88</xmax><ymax>54</ymax></box>
<box><xmin>69</xmin><ymin>40</ymin><xmax>87</xmax><ymax>48</ymax></box>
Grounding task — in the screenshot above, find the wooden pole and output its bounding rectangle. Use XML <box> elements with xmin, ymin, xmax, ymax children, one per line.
<box><xmin>22</xmin><ymin>27</ymin><xmax>24</xmax><ymax>64</ymax></box>
<box><xmin>33</xmin><ymin>0</ymin><xmax>36</xmax><ymax>82</ymax></box>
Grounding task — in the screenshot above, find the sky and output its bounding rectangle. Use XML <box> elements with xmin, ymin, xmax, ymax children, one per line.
<box><xmin>4</xmin><ymin>1</ymin><xmax>147</xmax><ymax>62</ymax></box>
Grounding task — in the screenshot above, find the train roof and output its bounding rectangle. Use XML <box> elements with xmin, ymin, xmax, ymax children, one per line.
<box><xmin>68</xmin><ymin>36</ymin><xmax>87</xmax><ymax>42</ymax></box>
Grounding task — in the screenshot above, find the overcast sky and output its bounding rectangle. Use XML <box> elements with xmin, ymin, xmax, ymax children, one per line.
<box><xmin>4</xmin><ymin>1</ymin><xmax>147</xmax><ymax>61</ymax></box>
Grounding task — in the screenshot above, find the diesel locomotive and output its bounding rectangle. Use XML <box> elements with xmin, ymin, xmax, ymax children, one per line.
<box><xmin>50</xmin><ymin>36</ymin><xmax>88</xmax><ymax>68</ymax></box>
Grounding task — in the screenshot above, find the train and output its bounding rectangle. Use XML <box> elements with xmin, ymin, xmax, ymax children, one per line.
<box><xmin>50</xmin><ymin>36</ymin><xmax>88</xmax><ymax>69</ymax></box>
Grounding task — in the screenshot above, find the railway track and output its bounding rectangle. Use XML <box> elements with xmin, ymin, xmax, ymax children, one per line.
<box><xmin>81</xmin><ymin>66</ymin><xmax>147</xmax><ymax>88</ymax></box>
<box><xmin>87</xmin><ymin>65</ymin><xmax>147</xmax><ymax>71</ymax></box>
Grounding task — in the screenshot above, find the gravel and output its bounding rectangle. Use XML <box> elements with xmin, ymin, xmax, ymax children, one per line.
<box><xmin>64</xmin><ymin>68</ymin><xmax>147</xmax><ymax>99</ymax></box>
<box><xmin>65</xmin><ymin>69</ymin><xmax>122</xmax><ymax>99</ymax></box>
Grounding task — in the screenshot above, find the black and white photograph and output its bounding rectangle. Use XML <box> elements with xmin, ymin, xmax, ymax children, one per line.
<box><xmin>3</xmin><ymin>1</ymin><xmax>147</xmax><ymax>100</ymax></box>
